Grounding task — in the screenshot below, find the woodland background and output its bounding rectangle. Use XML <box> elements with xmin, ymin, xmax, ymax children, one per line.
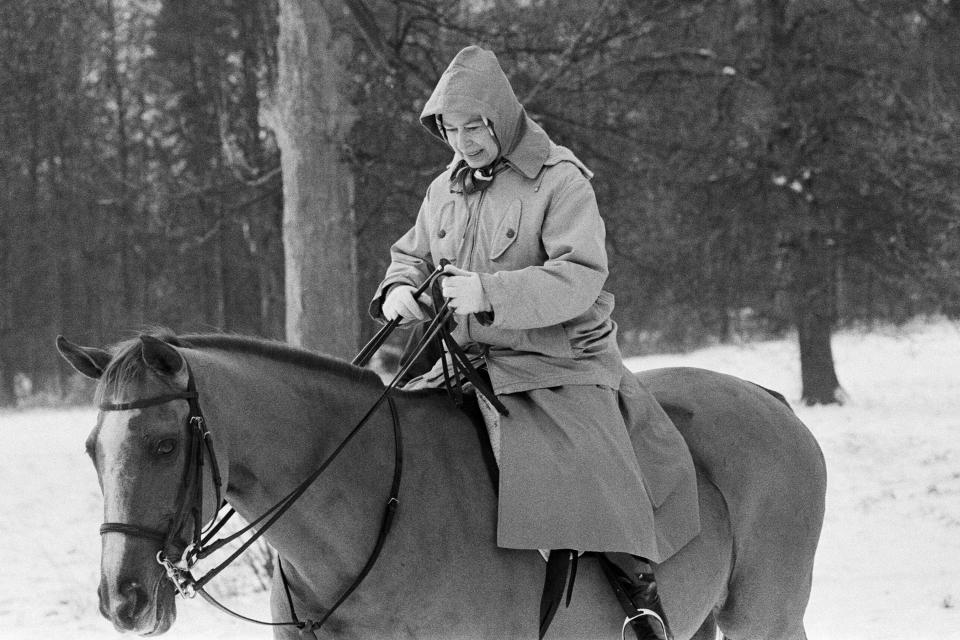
<box><xmin>2</xmin><ymin>0</ymin><xmax>959</xmax><ymax>407</ymax></box>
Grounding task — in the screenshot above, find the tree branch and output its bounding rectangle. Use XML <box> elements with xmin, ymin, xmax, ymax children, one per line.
<box><xmin>337</xmin><ymin>0</ymin><xmax>433</xmax><ymax>91</ymax></box>
<box><xmin>843</xmin><ymin>0</ymin><xmax>907</xmax><ymax>48</ymax></box>
<box><xmin>521</xmin><ymin>0</ymin><xmax>615</xmax><ymax>105</ymax></box>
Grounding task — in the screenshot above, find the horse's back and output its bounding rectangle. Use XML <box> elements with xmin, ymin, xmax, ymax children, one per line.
<box><xmin>636</xmin><ymin>366</ymin><xmax>826</xmax><ymax>640</ymax></box>
<box><xmin>635</xmin><ymin>366</ymin><xmax>826</xmax><ymax>515</ymax></box>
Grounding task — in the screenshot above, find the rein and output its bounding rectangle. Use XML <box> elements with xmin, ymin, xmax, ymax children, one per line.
<box><xmin>97</xmin><ymin>263</ymin><xmax>498</xmax><ymax>636</ymax></box>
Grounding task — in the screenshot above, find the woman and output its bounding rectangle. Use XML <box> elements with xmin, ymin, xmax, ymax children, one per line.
<box><xmin>370</xmin><ymin>45</ymin><xmax>697</xmax><ymax>640</ymax></box>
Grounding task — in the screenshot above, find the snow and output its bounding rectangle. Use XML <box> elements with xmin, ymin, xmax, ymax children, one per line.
<box><xmin>0</xmin><ymin>415</ymin><xmax>269</xmax><ymax>639</ymax></box>
<box><xmin>1</xmin><ymin>318</ymin><xmax>958</xmax><ymax>639</ymax></box>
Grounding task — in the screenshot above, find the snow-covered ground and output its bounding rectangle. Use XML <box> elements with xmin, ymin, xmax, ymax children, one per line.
<box><xmin>1</xmin><ymin>318</ymin><xmax>958</xmax><ymax>639</ymax></box>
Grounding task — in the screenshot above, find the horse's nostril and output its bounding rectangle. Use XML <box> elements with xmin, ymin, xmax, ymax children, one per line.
<box><xmin>119</xmin><ymin>579</ymin><xmax>141</xmax><ymax>598</ymax></box>
<box><xmin>97</xmin><ymin>583</ymin><xmax>110</xmax><ymax>620</ymax></box>
<box><xmin>115</xmin><ymin>579</ymin><xmax>148</xmax><ymax>628</ymax></box>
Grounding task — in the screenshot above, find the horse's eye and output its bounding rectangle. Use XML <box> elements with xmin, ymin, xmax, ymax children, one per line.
<box><xmin>156</xmin><ymin>439</ymin><xmax>177</xmax><ymax>456</ymax></box>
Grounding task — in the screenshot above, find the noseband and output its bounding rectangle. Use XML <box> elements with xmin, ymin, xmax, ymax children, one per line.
<box><xmin>98</xmin><ymin>363</ymin><xmax>224</xmax><ymax>587</ymax></box>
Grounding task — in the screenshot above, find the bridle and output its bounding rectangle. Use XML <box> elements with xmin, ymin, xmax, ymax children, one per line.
<box><xmin>94</xmin><ymin>263</ymin><xmax>503</xmax><ymax>635</ymax></box>
<box><xmin>98</xmin><ymin>366</ymin><xmax>223</xmax><ymax>572</ymax></box>
<box><xmin>97</xmin><ymin>356</ymin><xmax>403</xmax><ymax>636</ymax></box>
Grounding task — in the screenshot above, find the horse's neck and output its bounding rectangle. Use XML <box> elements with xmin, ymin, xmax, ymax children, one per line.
<box><xmin>193</xmin><ymin>348</ymin><xmax>396</xmax><ymax>580</ymax></box>
<box><xmin>194</xmin><ymin>348</ymin><xmax>530</xmax><ymax>632</ymax></box>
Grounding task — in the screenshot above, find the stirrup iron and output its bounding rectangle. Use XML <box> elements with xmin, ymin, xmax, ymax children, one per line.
<box><xmin>621</xmin><ymin>609</ymin><xmax>671</xmax><ymax>640</ymax></box>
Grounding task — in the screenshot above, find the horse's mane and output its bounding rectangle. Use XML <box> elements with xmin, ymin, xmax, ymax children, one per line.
<box><xmin>96</xmin><ymin>328</ymin><xmax>383</xmax><ymax>403</ymax></box>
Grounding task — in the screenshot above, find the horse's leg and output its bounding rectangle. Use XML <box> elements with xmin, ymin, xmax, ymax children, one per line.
<box><xmin>269</xmin><ymin>558</ymin><xmax>305</xmax><ymax>640</ymax></box>
<box><xmin>719</xmin><ymin>627</ymin><xmax>809</xmax><ymax>640</ymax></box>
<box><xmin>714</xmin><ymin>444</ymin><xmax>823</xmax><ymax>640</ymax></box>
<box><xmin>639</xmin><ymin>473</ymin><xmax>732</xmax><ymax>640</ymax></box>
<box><xmin>689</xmin><ymin>612</ymin><xmax>719</xmax><ymax>640</ymax></box>
<box><xmin>721</xmin><ymin>632</ymin><xmax>807</xmax><ymax>640</ymax></box>
<box><xmin>713</xmin><ymin>484</ymin><xmax>819</xmax><ymax>640</ymax></box>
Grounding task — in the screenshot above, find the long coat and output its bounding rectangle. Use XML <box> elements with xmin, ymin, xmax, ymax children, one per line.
<box><xmin>371</xmin><ymin>46</ymin><xmax>699</xmax><ymax>560</ymax></box>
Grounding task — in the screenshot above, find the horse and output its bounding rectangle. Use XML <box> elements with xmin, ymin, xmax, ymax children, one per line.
<box><xmin>57</xmin><ymin>330</ymin><xmax>826</xmax><ymax>640</ymax></box>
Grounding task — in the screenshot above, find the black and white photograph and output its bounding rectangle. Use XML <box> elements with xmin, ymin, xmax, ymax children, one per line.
<box><xmin>1</xmin><ymin>1</ymin><xmax>958</xmax><ymax>639</ymax></box>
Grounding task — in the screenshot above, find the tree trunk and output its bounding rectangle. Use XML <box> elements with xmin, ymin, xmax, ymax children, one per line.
<box><xmin>106</xmin><ymin>0</ymin><xmax>145</xmax><ymax>328</ymax></box>
<box><xmin>760</xmin><ymin>0</ymin><xmax>844</xmax><ymax>405</ymax></box>
<box><xmin>213</xmin><ymin>222</ymin><xmax>228</xmax><ymax>331</ymax></box>
<box><xmin>266</xmin><ymin>0</ymin><xmax>359</xmax><ymax>357</ymax></box>
<box><xmin>237</xmin><ymin>0</ymin><xmax>284</xmax><ymax>340</ymax></box>
<box><xmin>255</xmin><ymin>204</ymin><xmax>285</xmax><ymax>340</ymax></box>
<box><xmin>793</xmin><ymin>229</ymin><xmax>844</xmax><ymax>405</ymax></box>
<box><xmin>797</xmin><ymin>304</ymin><xmax>841</xmax><ymax>405</ymax></box>
<box><xmin>0</xmin><ymin>361</ymin><xmax>13</xmax><ymax>408</ymax></box>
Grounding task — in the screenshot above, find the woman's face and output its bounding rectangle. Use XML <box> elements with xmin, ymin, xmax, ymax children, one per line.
<box><xmin>441</xmin><ymin>111</ymin><xmax>499</xmax><ymax>168</ymax></box>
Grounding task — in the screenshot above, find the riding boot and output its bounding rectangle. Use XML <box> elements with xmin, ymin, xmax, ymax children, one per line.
<box><xmin>599</xmin><ymin>552</ymin><xmax>672</xmax><ymax>640</ymax></box>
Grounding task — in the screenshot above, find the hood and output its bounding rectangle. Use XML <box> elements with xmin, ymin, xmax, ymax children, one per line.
<box><xmin>420</xmin><ymin>46</ymin><xmax>550</xmax><ymax>177</ymax></box>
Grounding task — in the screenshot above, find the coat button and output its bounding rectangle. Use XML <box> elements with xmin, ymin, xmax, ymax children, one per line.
<box><xmin>438</xmin><ymin>229</ymin><xmax>446</xmax><ymax>238</ymax></box>
<box><xmin>506</xmin><ymin>229</ymin><xmax>515</xmax><ymax>238</ymax></box>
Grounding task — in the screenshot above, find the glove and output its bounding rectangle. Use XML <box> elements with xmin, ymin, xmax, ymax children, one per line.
<box><xmin>440</xmin><ymin>264</ymin><xmax>492</xmax><ymax>316</ymax></box>
<box><xmin>382</xmin><ymin>284</ymin><xmax>431</xmax><ymax>325</ymax></box>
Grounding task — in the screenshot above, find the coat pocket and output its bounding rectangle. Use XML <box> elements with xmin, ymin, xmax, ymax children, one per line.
<box><xmin>488</xmin><ymin>200</ymin><xmax>522</xmax><ymax>261</ymax></box>
<box><xmin>435</xmin><ymin>201</ymin><xmax>466</xmax><ymax>261</ymax></box>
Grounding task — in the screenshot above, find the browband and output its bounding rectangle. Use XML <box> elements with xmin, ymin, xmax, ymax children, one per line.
<box><xmin>100</xmin><ymin>391</ymin><xmax>199</xmax><ymax>412</ymax></box>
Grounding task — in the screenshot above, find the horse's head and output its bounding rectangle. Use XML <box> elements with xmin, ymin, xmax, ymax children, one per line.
<box><xmin>57</xmin><ymin>333</ymin><xmax>223</xmax><ymax>635</ymax></box>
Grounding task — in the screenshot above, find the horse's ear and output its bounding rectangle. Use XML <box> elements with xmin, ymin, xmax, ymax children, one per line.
<box><xmin>56</xmin><ymin>336</ymin><xmax>111</xmax><ymax>380</ymax></box>
<box><xmin>139</xmin><ymin>335</ymin><xmax>189</xmax><ymax>388</ymax></box>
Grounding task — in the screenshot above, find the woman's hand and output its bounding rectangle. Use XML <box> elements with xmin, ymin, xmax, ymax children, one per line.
<box><xmin>382</xmin><ymin>284</ymin><xmax>432</xmax><ymax>325</ymax></box>
<box><xmin>440</xmin><ymin>264</ymin><xmax>492</xmax><ymax>315</ymax></box>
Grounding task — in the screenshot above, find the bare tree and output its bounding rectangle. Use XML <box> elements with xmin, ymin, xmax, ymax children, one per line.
<box><xmin>264</xmin><ymin>0</ymin><xmax>359</xmax><ymax>357</ymax></box>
